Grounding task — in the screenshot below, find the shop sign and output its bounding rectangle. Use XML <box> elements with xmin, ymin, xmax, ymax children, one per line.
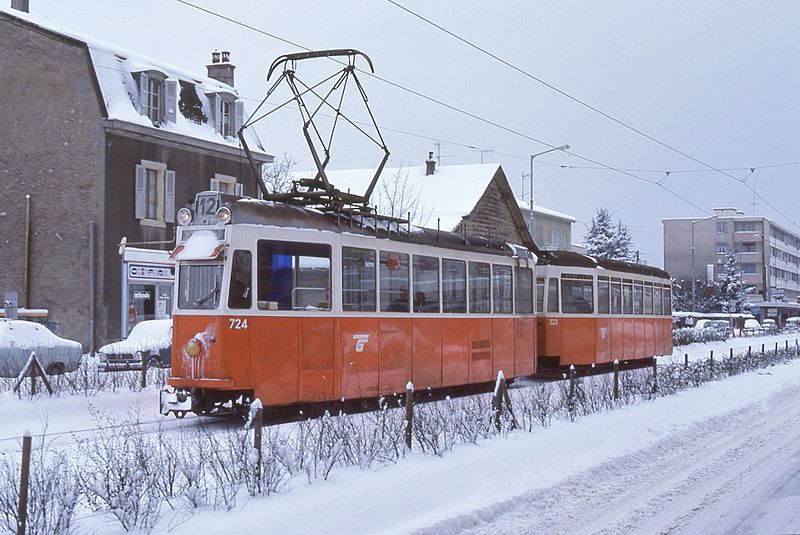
<box><xmin>129</xmin><ymin>264</ymin><xmax>174</xmax><ymax>281</ymax></box>
<box><xmin>133</xmin><ymin>290</ymin><xmax>152</xmax><ymax>300</ymax></box>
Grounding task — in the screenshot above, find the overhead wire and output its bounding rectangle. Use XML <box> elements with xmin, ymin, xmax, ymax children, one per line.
<box><xmin>383</xmin><ymin>0</ymin><xmax>799</xmax><ymax>229</ymax></box>
<box><xmin>170</xmin><ymin>0</ymin><xmax>711</xmax><ymax>214</ymax></box>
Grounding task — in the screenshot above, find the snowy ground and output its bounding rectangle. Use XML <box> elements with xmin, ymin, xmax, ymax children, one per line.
<box><xmin>2</xmin><ymin>332</ymin><xmax>800</xmax><ymax>534</ymax></box>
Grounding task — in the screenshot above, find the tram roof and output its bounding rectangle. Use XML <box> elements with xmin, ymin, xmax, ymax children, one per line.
<box><xmin>539</xmin><ymin>250</ymin><xmax>670</xmax><ymax>279</ymax></box>
<box><xmin>228</xmin><ymin>197</ymin><xmax>529</xmax><ymax>258</ymax></box>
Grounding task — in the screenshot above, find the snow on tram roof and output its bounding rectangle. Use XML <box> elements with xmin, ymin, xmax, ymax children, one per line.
<box><xmin>540</xmin><ymin>250</ymin><xmax>670</xmax><ymax>279</ymax></box>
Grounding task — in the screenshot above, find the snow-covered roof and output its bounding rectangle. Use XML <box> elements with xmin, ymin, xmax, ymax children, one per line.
<box><xmin>2</xmin><ymin>8</ymin><xmax>267</xmax><ymax>156</ymax></box>
<box><xmin>517</xmin><ymin>200</ymin><xmax>577</xmax><ymax>222</ymax></box>
<box><xmin>294</xmin><ymin>163</ymin><xmax>502</xmax><ymax>231</ymax></box>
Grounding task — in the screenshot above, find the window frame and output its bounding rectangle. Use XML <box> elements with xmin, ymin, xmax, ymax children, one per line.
<box><xmin>342</xmin><ymin>246</ymin><xmax>377</xmax><ymax>312</ymax></box>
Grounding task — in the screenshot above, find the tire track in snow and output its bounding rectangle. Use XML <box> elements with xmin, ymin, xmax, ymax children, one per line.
<box><xmin>416</xmin><ymin>382</ymin><xmax>800</xmax><ymax>535</ymax></box>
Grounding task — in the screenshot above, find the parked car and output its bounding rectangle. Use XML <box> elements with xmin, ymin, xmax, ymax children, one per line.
<box><xmin>785</xmin><ymin>317</ymin><xmax>800</xmax><ymax>332</ymax></box>
<box><xmin>761</xmin><ymin>319</ymin><xmax>777</xmax><ymax>333</ymax></box>
<box><xmin>743</xmin><ymin>318</ymin><xmax>763</xmax><ymax>335</ymax></box>
<box><xmin>0</xmin><ymin>319</ymin><xmax>82</xmax><ymax>377</ymax></box>
<box><xmin>99</xmin><ymin>319</ymin><xmax>172</xmax><ymax>368</ymax></box>
<box><xmin>694</xmin><ymin>319</ymin><xmax>732</xmax><ymax>337</ymax></box>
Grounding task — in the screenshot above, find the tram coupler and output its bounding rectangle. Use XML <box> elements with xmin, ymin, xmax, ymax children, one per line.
<box><xmin>160</xmin><ymin>387</ymin><xmax>193</xmax><ymax>417</ymax></box>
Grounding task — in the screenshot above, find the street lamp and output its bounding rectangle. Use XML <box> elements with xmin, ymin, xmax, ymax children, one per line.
<box><xmin>691</xmin><ymin>214</ymin><xmax>717</xmax><ymax>310</ymax></box>
<box><xmin>529</xmin><ymin>144</ymin><xmax>569</xmax><ymax>237</ymax></box>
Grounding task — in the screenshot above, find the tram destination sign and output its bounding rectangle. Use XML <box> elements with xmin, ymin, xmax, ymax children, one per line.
<box><xmin>128</xmin><ymin>263</ymin><xmax>174</xmax><ymax>281</ymax></box>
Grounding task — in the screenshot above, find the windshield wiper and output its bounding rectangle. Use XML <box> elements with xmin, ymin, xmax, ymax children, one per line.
<box><xmin>195</xmin><ymin>277</ymin><xmax>220</xmax><ymax>306</ymax></box>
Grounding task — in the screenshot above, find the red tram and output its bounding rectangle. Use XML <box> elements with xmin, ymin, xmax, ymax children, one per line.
<box><xmin>159</xmin><ymin>191</ymin><xmax>672</xmax><ymax>417</ymax></box>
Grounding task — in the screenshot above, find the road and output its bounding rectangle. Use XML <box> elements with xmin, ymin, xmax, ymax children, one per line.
<box><xmin>454</xmin><ymin>375</ymin><xmax>800</xmax><ymax>534</ymax></box>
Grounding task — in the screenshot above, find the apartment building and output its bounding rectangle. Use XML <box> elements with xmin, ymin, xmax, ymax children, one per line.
<box><xmin>664</xmin><ymin>207</ymin><xmax>800</xmax><ymax>306</ymax></box>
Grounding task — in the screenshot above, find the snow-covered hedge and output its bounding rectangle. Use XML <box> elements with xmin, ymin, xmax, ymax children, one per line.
<box><xmin>672</xmin><ymin>326</ymin><xmax>728</xmax><ymax>346</ymax></box>
<box><xmin>0</xmin><ymin>344</ymin><xmax>798</xmax><ymax>532</ymax></box>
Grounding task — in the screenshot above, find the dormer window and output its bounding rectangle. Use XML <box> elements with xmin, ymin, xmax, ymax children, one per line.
<box><xmin>135</xmin><ymin>69</ymin><xmax>174</xmax><ymax>126</ymax></box>
<box><xmin>208</xmin><ymin>91</ymin><xmax>243</xmax><ymax>139</ymax></box>
<box><xmin>145</xmin><ymin>77</ymin><xmax>163</xmax><ymax>124</ymax></box>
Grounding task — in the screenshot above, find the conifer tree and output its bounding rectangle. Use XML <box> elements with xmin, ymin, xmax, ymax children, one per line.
<box><xmin>585</xmin><ymin>208</ymin><xmax>635</xmax><ymax>261</ymax></box>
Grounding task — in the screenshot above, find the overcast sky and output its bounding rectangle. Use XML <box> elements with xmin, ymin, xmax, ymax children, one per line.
<box><xmin>15</xmin><ymin>0</ymin><xmax>800</xmax><ymax>266</ymax></box>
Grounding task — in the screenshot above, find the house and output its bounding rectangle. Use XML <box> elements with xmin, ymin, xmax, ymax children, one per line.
<box><xmin>0</xmin><ymin>6</ymin><xmax>272</xmax><ymax>349</ymax></box>
<box><xmin>517</xmin><ymin>202</ymin><xmax>577</xmax><ymax>251</ymax></box>
<box><xmin>297</xmin><ymin>155</ymin><xmax>537</xmax><ymax>253</ymax></box>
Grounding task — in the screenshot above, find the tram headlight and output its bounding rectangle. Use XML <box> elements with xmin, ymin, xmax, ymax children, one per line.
<box><xmin>177</xmin><ymin>208</ymin><xmax>193</xmax><ymax>226</ymax></box>
<box><xmin>185</xmin><ymin>338</ymin><xmax>203</xmax><ymax>358</ymax></box>
<box><xmin>216</xmin><ymin>206</ymin><xmax>232</xmax><ymax>225</ymax></box>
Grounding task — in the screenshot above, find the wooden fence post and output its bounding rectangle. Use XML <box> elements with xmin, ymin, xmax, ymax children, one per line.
<box><xmin>253</xmin><ymin>407</ymin><xmax>262</xmax><ymax>492</ymax></box>
<box><xmin>684</xmin><ymin>353</ymin><xmax>689</xmax><ymax>369</ymax></box>
<box><xmin>17</xmin><ymin>432</ymin><xmax>31</xmax><ymax>535</ymax></box>
<box><xmin>651</xmin><ymin>357</ymin><xmax>658</xmax><ymax>394</ymax></box>
<box><xmin>729</xmin><ymin>347</ymin><xmax>734</xmax><ymax>376</ymax></box>
<box><xmin>613</xmin><ymin>359</ymin><xmax>620</xmax><ymax>401</ymax></box>
<box><xmin>405</xmin><ymin>381</ymin><xmax>414</xmax><ymax>450</ymax></box>
<box><xmin>568</xmin><ymin>365</ymin><xmax>576</xmax><ymax>413</ymax></box>
<box><xmin>762</xmin><ymin>343</ymin><xmax>765</xmax><ymax>357</ymax></box>
<box><xmin>775</xmin><ymin>342</ymin><xmax>779</xmax><ymax>353</ymax></box>
<box><xmin>709</xmin><ymin>350</ymin><xmax>714</xmax><ymax>376</ymax></box>
<box><xmin>492</xmin><ymin>373</ymin><xmax>503</xmax><ymax>431</ymax></box>
<box><xmin>501</xmin><ymin>379</ymin><xmax>519</xmax><ymax>430</ymax></box>
<box><xmin>140</xmin><ymin>351</ymin><xmax>147</xmax><ymax>389</ymax></box>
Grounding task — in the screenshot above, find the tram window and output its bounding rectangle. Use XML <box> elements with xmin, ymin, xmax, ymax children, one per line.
<box><xmin>561</xmin><ymin>275</ymin><xmax>594</xmax><ymax>314</ymax></box>
<box><xmin>342</xmin><ymin>247</ymin><xmax>376</xmax><ymax>312</ymax></box>
<box><xmin>535</xmin><ymin>277</ymin><xmax>545</xmax><ymax>313</ymax></box>
<box><xmin>257</xmin><ymin>240</ymin><xmax>331</xmax><ymax>311</ymax></box>
<box><xmin>469</xmin><ymin>262</ymin><xmax>490</xmax><ymax>313</ymax></box>
<box><xmin>178</xmin><ymin>263</ymin><xmax>223</xmax><ymax>310</ymax></box>
<box><xmin>413</xmin><ymin>255</ymin><xmax>440</xmax><ymax>313</ymax></box>
<box><xmin>598</xmin><ymin>278</ymin><xmax>610</xmax><ymax>314</ymax></box>
<box><xmin>546</xmin><ymin>278</ymin><xmax>559</xmax><ymax>313</ymax></box>
<box><xmin>380</xmin><ymin>251</ymin><xmax>410</xmax><ymax>312</ymax></box>
<box><xmin>644</xmin><ymin>284</ymin><xmax>654</xmax><ymax>315</ymax></box>
<box><xmin>493</xmin><ymin>265</ymin><xmax>513</xmax><ymax>313</ymax></box>
<box><xmin>622</xmin><ymin>281</ymin><xmax>633</xmax><ymax>314</ymax></box>
<box><xmin>664</xmin><ymin>286</ymin><xmax>672</xmax><ymax>315</ymax></box>
<box><xmin>634</xmin><ymin>283</ymin><xmax>643</xmax><ymax>314</ymax></box>
<box><xmin>228</xmin><ymin>250</ymin><xmax>252</xmax><ymax>309</ymax></box>
<box><xmin>442</xmin><ymin>259</ymin><xmax>467</xmax><ymax>313</ymax></box>
<box><xmin>611</xmin><ymin>280</ymin><xmax>622</xmax><ymax>314</ymax></box>
<box><xmin>654</xmin><ymin>286</ymin><xmax>663</xmax><ymax>315</ymax></box>
<box><xmin>515</xmin><ymin>267</ymin><xmax>534</xmax><ymax>314</ymax></box>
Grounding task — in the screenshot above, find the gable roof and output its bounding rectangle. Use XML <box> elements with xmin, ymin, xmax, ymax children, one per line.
<box><xmin>1</xmin><ymin>8</ymin><xmax>267</xmax><ymax>157</ymax></box>
<box><xmin>294</xmin><ymin>162</ymin><xmax>538</xmax><ymax>252</ymax></box>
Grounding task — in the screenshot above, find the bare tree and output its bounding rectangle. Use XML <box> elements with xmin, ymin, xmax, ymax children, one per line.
<box><xmin>373</xmin><ymin>167</ymin><xmax>432</xmax><ymax>227</ymax></box>
<box><xmin>261</xmin><ymin>153</ymin><xmax>297</xmax><ymax>194</ymax></box>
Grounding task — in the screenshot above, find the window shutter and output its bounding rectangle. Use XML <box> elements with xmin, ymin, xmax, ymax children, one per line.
<box><xmin>234</xmin><ymin>100</ymin><xmax>245</xmax><ymax>136</ymax></box>
<box><xmin>164</xmin><ymin>170</ymin><xmax>176</xmax><ymax>223</ymax></box>
<box><xmin>165</xmin><ymin>80</ymin><xmax>178</xmax><ymax>123</ymax></box>
<box><xmin>138</xmin><ymin>73</ymin><xmax>149</xmax><ymax>116</ymax></box>
<box><xmin>235</xmin><ymin>182</ymin><xmax>243</xmax><ymax>196</ymax></box>
<box><xmin>135</xmin><ymin>164</ymin><xmax>145</xmax><ymax>219</ymax></box>
<box><xmin>212</xmin><ymin>94</ymin><xmax>222</xmax><ymax>134</ymax></box>
<box><xmin>210</xmin><ymin>177</ymin><xmax>219</xmax><ymax>191</ymax></box>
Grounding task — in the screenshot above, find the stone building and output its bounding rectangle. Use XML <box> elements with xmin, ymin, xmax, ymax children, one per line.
<box><xmin>0</xmin><ymin>7</ymin><xmax>271</xmax><ymax>349</ymax></box>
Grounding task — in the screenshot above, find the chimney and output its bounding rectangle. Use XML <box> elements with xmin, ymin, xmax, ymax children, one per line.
<box><xmin>207</xmin><ymin>50</ymin><xmax>235</xmax><ymax>87</ymax></box>
<box><xmin>11</xmin><ymin>0</ymin><xmax>30</xmax><ymax>12</ymax></box>
<box><xmin>425</xmin><ymin>151</ymin><xmax>436</xmax><ymax>176</ymax></box>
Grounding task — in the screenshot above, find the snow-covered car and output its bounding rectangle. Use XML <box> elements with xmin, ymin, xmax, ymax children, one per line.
<box><xmin>785</xmin><ymin>317</ymin><xmax>800</xmax><ymax>332</ymax></box>
<box><xmin>99</xmin><ymin>319</ymin><xmax>172</xmax><ymax>368</ymax></box>
<box><xmin>0</xmin><ymin>319</ymin><xmax>82</xmax><ymax>377</ymax></box>
<box><xmin>694</xmin><ymin>319</ymin><xmax>731</xmax><ymax>337</ymax></box>
<box><xmin>743</xmin><ymin>318</ymin><xmax>763</xmax><ymax>335</ymax></box>
<box><xmin>761</xmin><ymin>318</ymin><xmax>778</xmax><ymax>333</ymax></box>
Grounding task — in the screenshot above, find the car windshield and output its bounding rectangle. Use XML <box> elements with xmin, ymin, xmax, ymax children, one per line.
<box><xmin>178</xmin><ymin>263</ymin><xmax>223</xmax><ymax>309</ymax></box>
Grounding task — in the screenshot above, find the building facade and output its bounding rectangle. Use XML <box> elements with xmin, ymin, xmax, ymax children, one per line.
<box><xmin>663</xmin><ymin>207</ymin><xmax>800</xmax><ymax>304</ymax></box>
<box><xmin>517</xmin><ymin>203</ymin><xmax>576</xmax><ymax>251</ymax></box>
<box><xmin>0</xmin><ymin>8</ymin><xmax>271</xmax><ymax>348</ymax></box>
